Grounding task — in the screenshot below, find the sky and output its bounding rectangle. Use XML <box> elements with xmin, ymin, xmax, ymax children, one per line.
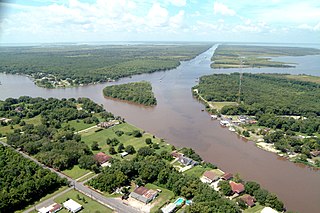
<box><xmin>0</xmin><ymin>0</ymin><xmax>319</xmax><ymax>44</ymax></box>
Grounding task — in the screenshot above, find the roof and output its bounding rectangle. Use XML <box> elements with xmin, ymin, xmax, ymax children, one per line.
<box><xmin>221</xmin><ymin>173</ymin><xmax>233</xmax><ymax>180</ymax></box>
<box><xmin>143</xmin><ymin>189</ymin><xmax>158</xmax><ymax>199</ymax></box>
<box><xmin>178</xmin><ymin>156</ymin><xmax>197</xmax><ymax>166</ymax></box>
<box><xmin>261</xmin><ymin>207</ymin><xmax>278</xmax><ymax>213</ymax></box>
<box><xmin>133</xmin><ymin>186</ymin><xmax>149</xmax><ymax>196</ymax></box>
<box><xmin>240</xmin><ymin>194</ymin><xmax>256</xmax><ymax>207</ymax></box>
<box><xmin>171</xmin><ymin>151</ymin><xmax>182</xmax><ymax>158</ymax></box>
<box><xmin>38</xmin><ymin>203</ymin><xmax>62</xmax><ymax>213</ymax></box>
<box><xmin>63</xmin><ymin>199</ymin><xmax>82</xmax><ymax>212</ymax></box>
<box><xmin>161</xmin><ymin>203</ymin><xmax>176</xmax><ymax>213</ymax></box>
<box><xmin>94</xmin><ymin>152</ymin><xmax>112</xmax><ymax>164</ymax></box>
<box><xmin>203</xmin><ymin>170</ymin><xmax>219</xmax><ymax>181</ymax></box>
<box><xmin>229</xmin><ymin>181</ymin><xmax>245</xmax><ymax>194</ymax></box>
<box><xmin>311</xmin><ymin>150</ymin><xmax>320</xmax><ymax>157</ymax></box>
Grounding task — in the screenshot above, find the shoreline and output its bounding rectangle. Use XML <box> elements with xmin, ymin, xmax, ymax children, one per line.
<box><xmin>192</xmin><ymin>89</ymin><xmax>320</xmax><ymax>169</ymax></box>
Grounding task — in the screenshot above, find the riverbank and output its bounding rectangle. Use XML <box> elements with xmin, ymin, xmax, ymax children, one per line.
<box><xmin>193</xmin><ymin>90</ymin><xmax>320</xmax><ymax>169</ymax></box>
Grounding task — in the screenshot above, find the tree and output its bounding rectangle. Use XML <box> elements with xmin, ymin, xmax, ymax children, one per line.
<box><xmin>245</xmin><ymin>181</ymin><xmax>260</xmax><ymax>195</ymax></box>
<box><xmin>265</xmin><ymin>193</ymin><xmax>284</xmax><ymax>211</ymax></box>
<box><xmin>145</xmin><ymin>138</ymin><xmax>152</xmax><ymax>144</ymax></box>
<box><xmin>253</xmin><ymin>188</ymin><xmax>269</xmax><ymax>205</ymax></box>
<box><xmin>117</xmin><ymin>143</ymin><xmax>124</xmax><ymax>153</ymax></box>
<box><xmin>132</xmin><ymin>130</ymin><xmax>142</xmax><ymax>137</ymax></box>
<box><xmin>78</xmin><ymin>155</ymin><xmax>96</xmax><ymax>170</ymax></box>
<box><xmin>137</xmin><ymin>146</ymin><xmax>154</xmax><ymax>157</ymax></box>
<box><xmin>242</xmin><ymin>130</ymin><xmax>250</xmax><ymax>137</ymax></box>
<box><xmin>109</xmin><ymin>147</ymin><xmax>116</xmax><ymax>155</ymax></box>
<box><xmin>218</xmin><ymin>181</ymin><xmax>233</xmax><ymax>196</ymax></box>
<box><xmin>125</xmin><ymin>145</ymin><xmax>135</xmax><ymax>154</ymax></box>
<box><xmin>91</xmin><ymin>141</ymin><xmax>100</xmax><ymax>150</ymax></box>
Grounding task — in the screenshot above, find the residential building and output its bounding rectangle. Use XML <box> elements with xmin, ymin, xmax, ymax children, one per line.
<box><xmin>161</xmin><ymin>203</ymin><xmax>176</xmax><ymax>213</ymax></box>
<box><xmin>38</xmin><ymin>203</ymin><xmax>62</xmax><ymax>213</ymax></box>
<box><xmin>178</xmin><ymin>156</ymin><xmax>198</xmax><ymax>166</ymax></box>
<box><xmin>240</xmin><ymin>194</ymin><xmax>256</xmax><ymax>207</ymax></box>
<box><xmin>200</xmin><ymin>170</ymin><xmax>220</xmax><ymax>183</ymax></box>
<box><xmin>63</xmin><ymin>199</ymin><xmax>82</xmax><ymax>213</ymax></box>
<box><xmin>94</xmin><ymin>152</ymin><xmax>112</xmax><ymax>165</ymax></box>
<box><xmin>130</xmin><ymin>186</ymin><xmax>158</xmax><ymax>204</ymax></box>
<box><xmin>229</xmin><ymin>181</ymin><xmax>245</xmax><ymax>194</ymax></box>
<box><xmin>221</xmin><ymin>172</ymin><xmax>233</xmax><ymax>180</ymax></box>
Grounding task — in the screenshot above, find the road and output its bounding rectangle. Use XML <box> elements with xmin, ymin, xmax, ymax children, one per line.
<box><xmin>0</xmin><ymin>140</ymin><xmax>140</xmax><ymax>213</ymax></box>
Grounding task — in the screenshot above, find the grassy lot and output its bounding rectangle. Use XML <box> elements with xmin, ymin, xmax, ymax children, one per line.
<box><xmin>184</xmin><ymin>165</ymin><xmax>211</xmax><ymax>178</ymax></box>
<box><xmin>80</xmin><ymin>123</ymin><xmax>171</xmax><ymax>159</ymax></box>
<box><xmin>147</xmin><ymin>183</ymin><xmax>175</xmax><ymax>213</ymax></box>
<box><xmin>54</xmin><ymin>189</ymin><xmax>113</xmax><ymax>213</ymax></box>
<box><xmin>209</xmin><ymin>102</ymin><xmax>238</xmax><ymax>110</ymax></box>
<box><xmin>62</xmin><ymin>120</ymin><xmax>96</xmax><ymax>132</ymax></box>
<box><xmin>243</xmin><ymin>203</ymin><xmax>264</xmax><ymax>213</ymax></box>
<box><xmin>16</xmin><ymin>186</ymin><xmax>69</xmax><ymax>213</ymax></box>
<box><xmin>77</xmin><ymin>172</ymin><xmax>96</xmax><ymax>183</ymax></box>
<box><xmin>62</xmin><ymin>165</ymin><xmax>91</xmax><ymax>180</ymax></box>
<box><xmin>283</xmin><ymin>74</ymin><xmax>320</xmax><ymax>84</ymax></box>
<box><xmin>0</xmin><ymin>115</ymin><xmax>42</xmax><ymax>136</ymax></box>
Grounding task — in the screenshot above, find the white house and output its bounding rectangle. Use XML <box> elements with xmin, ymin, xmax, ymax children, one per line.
<box><xmin>63</xmin><ymin>199</ymin><xmax>82</xmax><ymax>213</ymax></box>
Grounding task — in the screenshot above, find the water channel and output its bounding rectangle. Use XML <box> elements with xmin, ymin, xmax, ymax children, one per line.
<box><xmin>1</xmin><ymin>44</ymin><xmax>320</xmax><ymax>213</ymax></box>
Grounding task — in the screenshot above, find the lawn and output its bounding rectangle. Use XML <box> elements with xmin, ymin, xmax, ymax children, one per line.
<box><xmin>62</xmin><ymin>165</ymin><xmax>91</xmax><ymax>180</ymax></box>
<box><xmin>147</xmin><ymin>183</ymin><xmax>175</xmax><ymax>213</ymax></box>
<box><xmin>0</xmin><ymin>115</ymin><xmax>42</xmax><ymax>136</ymax></box>
<box><xmin>183</xmin><ymin>165</ymin><xmax>211</xmax><ymax>178</ymax></box>
<box><xmin>244</xmin><ymin>203</ymin><xmax>264</xmax><ymax>213</ymax></box>
<box><xmin>62</xmin><ymin>120</ymin><xmax>96</xmax><ymax>132</ymax></box>
<box><xmin>54</xmin><ymin>189</ymin><xmax>113</xmax><ymax>213</ymax></box>
<box><xmin>81</xmin><ymin>123</ymin><xmax>170</xmax><ymax>159</ymax></box>
<box><xmin>284</xmin><ymin>74</ymin><xmax>320</xmax><ymax>84</ymax></box>
<box><xmin>209</xmin><ymin>102</ymin><xmax>238</xmax><ymax>110</ymax></box>
<box><xmin>77</xmin><ymin>172</ymin><xmax>96</xmax><ymax>183</ymax></box>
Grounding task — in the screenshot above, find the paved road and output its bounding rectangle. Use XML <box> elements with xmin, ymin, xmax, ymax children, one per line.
<box><xmin>0</xmin><ymin>140</ymin><xmax>140</xmax><ymax>213</ymax></box>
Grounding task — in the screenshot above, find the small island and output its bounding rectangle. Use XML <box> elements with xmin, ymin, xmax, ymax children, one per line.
<box><xmin>193</xmin><ymin>73</ymin><xmax>320</xmax><ymax>168</ymax></box>
<box><xmin>103</xmin><ymin>81</ymin><xmax>157</xmax><ymax>106</ymax></box>
<box><xmin>211</xmin><ymin>45</ymin><xmax>320</xmax><ymax>69</ymax></box>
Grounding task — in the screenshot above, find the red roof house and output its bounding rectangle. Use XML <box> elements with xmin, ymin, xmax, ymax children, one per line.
<box><xmin>221</xmin><ymin>173</ymin><xmax>233</xmax><ymax>180</ymax></box>
<box><xmin>94</xmin><ymin>152</ymin><xmax>112</xmax><ymax>165</ymax></box>
<box><xmin>240</xmin><ymin>194</ymin><xmax>256</xmax><ymax>207</ymax></box>
<box><xmin>171</xmin><ymin>151</ymin><xmax>183</xmax><ymax>159</ymax></box>
<box><xmin>229</xmin><ymin>181</ymin><xmax>245</xmax><ymax>194</ymax></box>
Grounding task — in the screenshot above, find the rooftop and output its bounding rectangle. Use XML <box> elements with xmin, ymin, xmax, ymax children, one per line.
<box><xmin>94</xmin><ymin>152</ymin><xmax>112</xmax><ymax>164</ymax></box>
<box><xmin>229</xmin><ymin>181</ymin><xmax>245</xmax><ymax>194</ymax></box>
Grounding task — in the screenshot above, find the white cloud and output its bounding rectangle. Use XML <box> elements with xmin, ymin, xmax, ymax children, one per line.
<box><xmin>169</xmin><ymin>10</ymin><xmax>185</xmax><ymax>29</ymax></box>
<box><xmin>167</xmin><ymin>0</ymin><xmax>186</xmax><ymax>7</ymax></box>
<box><xmin>213</xmin><ymin>2</ymin><xmax>235</xmax><ymax>16</ymax></box>
<box><xmin>297</xmin><ymin>22</ymin><xmax>320</xmax><ymax>32</ymax></box>
<box><xmin>147</xmin><ymin>3</ymin><xmax>169</xmax><ymax>27</ymax></box>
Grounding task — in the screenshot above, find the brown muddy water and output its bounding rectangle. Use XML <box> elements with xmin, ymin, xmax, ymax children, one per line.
<box><xmin>1</xmin><ymin>44</ymin><xmax>320</xmax><ymax>212</ymax></box>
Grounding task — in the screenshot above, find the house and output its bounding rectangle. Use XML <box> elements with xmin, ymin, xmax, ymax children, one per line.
<box><xmin>130</xmin><ymin>186</ymin><xmax>158</xmax><ymax>204</ymax></box>
<box><xmin>178</xmin><ymin>156</ymin><xmax>198</xmax><ymax>166</ymax></box>
<box><xmin>98</xmin><ymin>120</ymin><xmax>120</xmax><ymax>128</ymax></box>
<box><xmin>14</xmin><ymin>106</ymin><xmax>23</xmax><ymax>113</ymax></box>
<box><xmin>94</xmin><ymin>152</ymin><xmax>112</xmax><ymax>165</ymax></box>
<box><xmin>221</xmin><ymin>173</ymin><xmax>233</xmax><ymax>180</ymax></box>
<box><xmin>229</xmin><ymin>181</ymin><xmax>245</xmax><ymax>194</ymax></box>
<box><xmin>171</xmin><ymin>151</ymin><xmax>183</xmax><ymax>159</ymax></box>
<box><xmin>200</xmin><ymin>170</ymin><xmax>220</xmax><ymax>183</ymax></box>
<box><xmin>0</xmin><ymin>117</ymin><xmax>12</xmax><ymax>123</ymax></box>
<box><xmin>38</xmin><ymin>203</ymin><xmax>62</xmax><ymax>213</ymax></box>
<box><xmin>311</xmin><ymin>150</ymin><xmax>320</xmax><ymax>157</ymax></box>
<box><xmin>220</xmin><ymin>120</ymin><xmax>230</xmax><ymax>127</ymax></box>
<box><xmin>161</xmin><ymin>203</ymin><xmax>176</xmax><ymax>213</ymax></box>
<box><xmin>63</xmin><ymin>199</ymin><xmax>82</xmax><ymax>213</ymax></box>
<box><xmin>240</xmin><ymin>194</ymin><xmax>256</xmax><ymax>207</ymax></box>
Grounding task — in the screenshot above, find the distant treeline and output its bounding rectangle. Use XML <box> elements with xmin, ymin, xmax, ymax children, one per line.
<box><xmin>0</xmin><ymin>44</ymin><xmax>211</xmax><ymax>85</ymax></box>
<box><xmin>103</xmin><ymin>81</ymin><xmax>157</xmax><ymax>106</ymax></box>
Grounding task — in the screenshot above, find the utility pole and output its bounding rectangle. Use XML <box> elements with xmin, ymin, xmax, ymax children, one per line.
<box><xmin>238</xmin><ymin>59</ymin><xmax>243</xmax><ymax>104</ymax></box>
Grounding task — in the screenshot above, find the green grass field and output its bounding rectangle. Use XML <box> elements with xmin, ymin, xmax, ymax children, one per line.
<box><xmin>209</xmin><ymin>102</ymin><xmax>238</xmax><ymax>110</ymax></box>
<box><xmin>283</xmin><ymin>74</ymin><xmax>320</xmax><ymax>84</ymax></box>
<box><xmin>80</xmin><ymin>123</ymin><xmax>170</xmax><ymax>159</ymax></box>
<box><xmin>62</xmin><ymin>120</ymin><xmax>96</xmax><ymax>132</ymax></box>
<box><xmin>184</xmin><ymin>165</ymin><xmax>211</xmax><ymax>177</ymax></box>
<box><xmin>54</xmin><ymin>189</ymin><xmax>113</xmax><ymax>213</ymax></box>
<box><xmin>243</xmin><ymin>203</ymin><xmax>264</xmax><ymax>213</ymax></box>
<box><xmin>62</xmin><ymin>165</ymin><xmax>91</xmax><ymax>180</ymax></box>
<box><xmin>146</xmin><ymin>183</ymin><xmax>175</xmax><ymax>213</ymax></box>
<box><xmin>0</xmin><ymin>115</ymin><xmax>42</xmax><ymax>136</ymax></box>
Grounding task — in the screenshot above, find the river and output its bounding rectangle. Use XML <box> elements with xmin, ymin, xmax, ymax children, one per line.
<box><xmin>1</xmin><ymin>44</ymin><xmax>320</xmax><ymax>213</ymax></box>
